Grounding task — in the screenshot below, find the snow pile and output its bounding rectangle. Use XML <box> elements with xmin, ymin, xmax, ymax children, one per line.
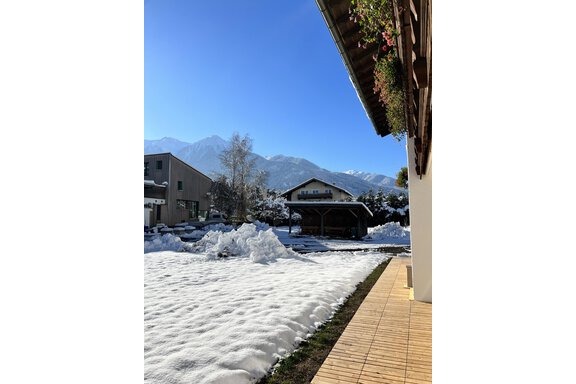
<box><xmin>252</xmin><ymin>220</ymin><xmax>270</xmax><ymax>231</ymax></box>
<box><xmin>364</xmin><ymin>222</ymin><xmax>411</xmax><ymax>244</ymax></box>
<box><xmin>203</xmin><ymin>223</ymin><xmax>235</xmax><ymax>232</ymax></box>
<box><xmin>145</xmin><ymin>249</ymin><xmax>389</xmax><ymax>384</ymax></box>
<box><xmin>191</xmin><ymin>223</ymin><xmax>298</xmax><ymax>263</ymax></box>
<box><xmin>180</xmin><ymin>223</ymin><xmax>235</xmax><ymax>240</ymax></box>
<box><xmin>144</xmin><ymin>234</ymin><xmax>194</xmax><ymax>254</ymax></box>
<box><xmin>181</xmin><ymin>229</ymin><xmax>210</xmax><ymax>240</ymax></box>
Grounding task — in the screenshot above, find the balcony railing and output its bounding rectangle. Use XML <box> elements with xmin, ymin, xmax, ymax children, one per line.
<box><xmin>297</xmin><ymin>192</ymin><xmax>333</xmax><ymax>200</ymax></box>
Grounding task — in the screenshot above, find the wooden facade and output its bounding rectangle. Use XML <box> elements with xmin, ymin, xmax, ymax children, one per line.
<box><xmin>394</xmin><ymin>0</ymin><xmax>432</xmax><ymax>177</ymax></box>
<box><xmin>281</xmin><ymin>178</ymin><xmax>354</xmax><ymax>202</ymax></box>
<box><xmin>144</xmin><ymin>153</ymin><xmax>213</xmax><ymax>227</ymax></box>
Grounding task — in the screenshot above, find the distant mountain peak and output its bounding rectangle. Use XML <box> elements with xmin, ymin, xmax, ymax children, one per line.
<box><xmin>194</xmin><ymin>135</ymin><xmax>228</xmax><ymax>146</ymax></box>
<box><xmin>144</xmin><ymin>136</ymin><xmax>403</xmax><ymax>195</ymax></box>
<box><xmin>343</xmin><ymin>170</ymin><xmax>398</xmax><ymax>189</ymax></box>
<box><xmin>158</xmin><ymin>136</ymin><xmax>185</xmax><ymax>143</ymax></box>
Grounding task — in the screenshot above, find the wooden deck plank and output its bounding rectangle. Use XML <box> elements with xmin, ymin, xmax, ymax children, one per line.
<box><xmin>312</xmin><ymin>257</ymin><xmax>432</xmax><ymax>384</ymax></box>
<box><xmin>312</xmin><ymin>375</ymin><xmax>358</xmax><ymax>384</ymax></box>
<box><xmin>315</xmin><ymin>366</ymin><xmax>361</xmax><ymax>381</ymax></box>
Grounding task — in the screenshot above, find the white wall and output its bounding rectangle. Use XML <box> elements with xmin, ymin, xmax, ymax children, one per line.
<box><xmin>144</xmin><ymin>208</ymin><xmax>152</xmax><ymax>227</ymax></box>
<box><xmin>407</xmin><ymin>139</ymin><xmax>432</xmax><ymax>303</ymax></box>
<box><xmin>290</xmin><ymin>180</ymin><xmax>350</xmax><ymax>201</ymax></box>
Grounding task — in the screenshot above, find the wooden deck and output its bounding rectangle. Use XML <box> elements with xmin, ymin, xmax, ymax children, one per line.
<box><xmin>312</xmin><ymin>257</ymin><xmax>431</xmax><ymax>384</ymax></box>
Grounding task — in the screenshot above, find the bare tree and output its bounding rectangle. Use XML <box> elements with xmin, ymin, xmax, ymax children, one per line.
<box><xmin>217</xmin><ymin>133</ymin><xmax>257</xmax><ymax>221</ymax></box>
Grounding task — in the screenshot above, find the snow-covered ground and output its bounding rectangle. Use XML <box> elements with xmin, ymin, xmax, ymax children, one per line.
<box><xmin>273</xmin><ymin>225</ymin><xmax>410</xmax><ymax>252</ymax></box>
<box><xmin>145</xmin><ymin>222</ymin><xmax>410</xmax><ymax>254</ymax></box>
<box><xmin>144</xmin><ymin>223</ymin><xmax>410</xmax><ymax>383</ymax></box>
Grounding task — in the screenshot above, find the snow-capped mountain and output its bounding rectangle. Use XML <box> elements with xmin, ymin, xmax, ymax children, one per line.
<box><xmin>343</xmin><ymin>170</ymin><xmax>398</xmax><ymax>188</ymax></box>
<box><xmin>144</xmin><ymin>137</ymin><xmax>190</xmax><ymax>156</ymax></box>
<box><xmin>144</xmin><ymin>136</ymin><xmax>405</xmax><ymax>196</ymax></box>
<box><xmin>172</xmin><ymin>135</ymin><xmax>229</xmax><ymax>176</ymax></box>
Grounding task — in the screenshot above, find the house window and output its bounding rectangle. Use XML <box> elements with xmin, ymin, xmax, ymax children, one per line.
<box><xmin>312</xmin><ymin>190</ymin><xmax>319</xmax><ymax>194</ymax></box>
<box><xmin>156</xmin><ymin>160</ymin><xmax>163</xmax><ymax>170</ymax></box>
<box><xmin>302</xmin><ymin>190</ymin><xmax>309</xmax><ymax>194</ymax></box>
<box><xmin>144</xmin><ymin>162</ymin><xmax>149</xmax><ymax>176</ymax></box>
<box><xmin>156</xmin><ymin>205</ymin><xmax>161</xmax><ymax>220</ymax></box>
<box><xmin>177</xmin><ymin>200</ymin><xmax>199</xmax><ymax>219</ymax></box>
<box><xmin>325</xmin><ymin>189</ymin><xmax>331</xmax><ymax>194</ymax></box>
<box><xmin>177</xmin><ymin>181</ymin><xmax>183</xmax><ymax>191</ymax></box>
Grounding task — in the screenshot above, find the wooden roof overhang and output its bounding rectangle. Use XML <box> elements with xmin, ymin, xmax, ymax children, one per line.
<box><xmin>316</xmin><ymin>0</ymin><xmax>432</xmax><ymax>177</ymax></box>
<box><xmin>316</xmin><ymin>0</ymin><xmax>392</xmax><ymax>138</ymax></box>
<box><xmin>285</xmin><ymin>201</ymin><xmax>374</xmax><ymax>217</ymax></box>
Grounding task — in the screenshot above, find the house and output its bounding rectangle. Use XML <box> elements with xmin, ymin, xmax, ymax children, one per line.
<box><xmin>144</xmin><ymin>153</ymin><xmax>213</xmax><ymax>227</ymax></box>
<box><xmin>280</xmin><ymin>177</ymin><xmax>354</xmax><ymax>202</ymax></box>
<box><xmin>281</xmin><ymin>178</ymin><xmax>371</xmax><ymax>239</ymax></box>
<box><xmin>316</xmin><ymin>0</ymin><xmax>432</xmax><ymax>302</ymax></box>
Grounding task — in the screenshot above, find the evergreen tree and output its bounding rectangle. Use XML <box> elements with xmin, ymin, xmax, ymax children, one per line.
<box><xmin>210</xmin><ymin>174</ymin><xmax>234</xmax><ymax>217</ymax></box>
<box><xmin>395</xmin><ymin>166</ymin><xmax>408</xmax><ymax>189</ymax></box>
<box><xmin>357</xmin><ymin>189</ymin><xmax>409</xmax><ymax>226</ymax></box>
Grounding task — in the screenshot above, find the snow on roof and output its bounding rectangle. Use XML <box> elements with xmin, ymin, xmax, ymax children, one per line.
<box><xmin>144</xmin><ymin>180</ymin><xmax>167</xmax><ymax>188</ymax></box>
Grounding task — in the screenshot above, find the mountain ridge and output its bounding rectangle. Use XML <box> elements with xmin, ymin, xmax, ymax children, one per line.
<box><xmin>144</xmin><ymin>136</ymin><xmax>404</xmax><ymax>196</ymax></box>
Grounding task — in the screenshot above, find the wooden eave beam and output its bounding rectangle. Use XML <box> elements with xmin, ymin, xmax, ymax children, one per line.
<box><xmin>416</xmin><ymin>0</ymin><xmax>432</xmax><ymax>176</ymax></box>
<box><xmin>341</xmin><ymin>23</ymin><xmax>362</xmax><ymax>41</ymax></box>
<box><xmin>399</xmin><ymin>0</ymin><xmax>416</xmax><ymax>139</ymax></box>
<box><xmin>334</xmin><ymin>8</ymin><xmax>352</xmax><ymax>25</ymax></box>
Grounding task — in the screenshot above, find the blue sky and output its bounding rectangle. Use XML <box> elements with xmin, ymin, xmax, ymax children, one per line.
<box><xmin>144</xmin><ymin>0</ymin><xmax>407</xmax><ymax>177</ymax></box>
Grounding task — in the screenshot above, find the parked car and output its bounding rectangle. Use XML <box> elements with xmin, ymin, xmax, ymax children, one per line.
<box><xmin>188</xmin><ymin>211</ymin><xmax>228</xmax><ymax>228</ymax></box>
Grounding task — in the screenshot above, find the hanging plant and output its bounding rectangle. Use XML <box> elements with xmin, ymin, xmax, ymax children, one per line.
<box><xmin>374</xmin><ymin>50</ymin><xmax>406</xmax><ymax>139</ymax></box>
<box><xmin>350</xmin><ymin>0</ymin><xmax>407</xmax><ymax>140</ymax></box>
<box><xmin>350</xmin><ymin>0</ymin><xmax>396</xmax><ymax>46</ymax></box>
